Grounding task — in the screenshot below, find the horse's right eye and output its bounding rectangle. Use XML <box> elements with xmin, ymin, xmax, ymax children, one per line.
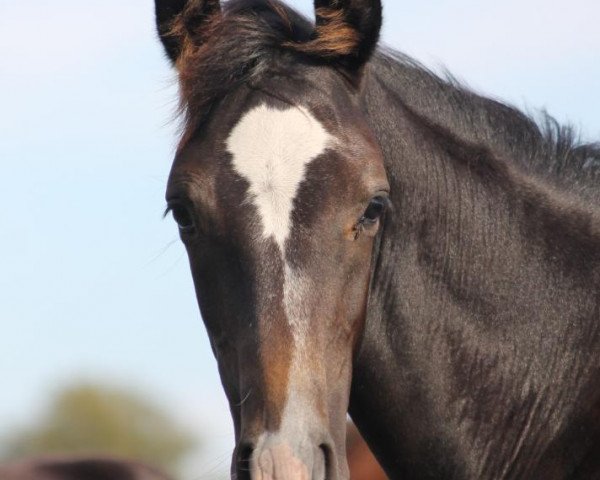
<box><xmin>170</xmin><ymin>204</ymin><xmax>195</xmax><ymax>233</ymax></box>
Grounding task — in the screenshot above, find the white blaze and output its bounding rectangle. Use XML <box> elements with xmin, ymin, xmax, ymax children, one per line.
<box><xmin>226</xmin><ymin>104</ymin><xmax>332</xmax><ymax>252</ymax></box>
<box><xmin>227</xmin><ymin>104</ymin><xmax>332</xmax><ymax>445</ymax></box>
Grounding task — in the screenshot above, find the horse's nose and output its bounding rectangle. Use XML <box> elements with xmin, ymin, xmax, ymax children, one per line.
<box><xmin>236</xmin><ymin>436</ymin><xmax>336</xmax><ymax>480</ymax></box>
<box><xmin>236</xmin><ymin>442</ymin><xmax>255</xmax><ymax>480</ymax></box>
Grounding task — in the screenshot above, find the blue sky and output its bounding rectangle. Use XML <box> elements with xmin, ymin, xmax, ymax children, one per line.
<box><xmin>1</xmin><ymin>0</ymin><xmax>598</xmax><ymax>478</ymax></box>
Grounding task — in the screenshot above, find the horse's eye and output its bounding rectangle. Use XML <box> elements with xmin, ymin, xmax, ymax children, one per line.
<box><xmin>361</xmin><ymin>196</ymin><xmax>387</xmax><ymax>224</ymax></box>
<box><xmin>170</xmin><ymin>204</ymin><xmax>195</xmax><ymax>232</ymax></box>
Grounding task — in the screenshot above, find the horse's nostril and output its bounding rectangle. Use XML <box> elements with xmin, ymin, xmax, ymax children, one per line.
<box><xmin>236</xmin><ymin>443</ymin><xmax>254</xmax><ymax>480</ymax></box>
<box><xmin>319</xmin><ymin>443</ymin><xmax>333</xmax><ymax>480</ymax></box>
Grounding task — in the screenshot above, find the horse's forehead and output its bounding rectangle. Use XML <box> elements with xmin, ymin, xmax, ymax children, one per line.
<box><xmin>225</xmin><ymin>103</ymin><xmax>334</xmax><ymax>252</ymax></box>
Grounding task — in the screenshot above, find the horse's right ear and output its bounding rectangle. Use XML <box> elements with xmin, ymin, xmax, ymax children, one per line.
<box><xmin>292</xmin><ymin>0</ymin><xmax>382</xmax><ymax>73</ymax></box>
<box><xmin>155</xmin><ymin>0</ymin><xmax>221</xmax><ymax>64</ymax></box>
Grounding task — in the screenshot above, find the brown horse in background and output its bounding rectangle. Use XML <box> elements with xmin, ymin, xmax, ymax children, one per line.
<box><xmin>346</xmin><ymin>423</ymin><xmax>387</xmax><ymax>480</ymax></box>
<box><xmin>0</xmin><ymin>457</ymin><xmax>172</xmax><ymax>480</ymax></box>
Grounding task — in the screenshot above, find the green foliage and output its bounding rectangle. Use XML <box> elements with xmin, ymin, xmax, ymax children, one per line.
<box><xmin>3</xmin><ymin>382</ymin><xmax>196</xmax><ymax>474</ymax></box>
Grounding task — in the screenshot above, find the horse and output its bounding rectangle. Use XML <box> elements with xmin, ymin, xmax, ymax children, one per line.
<box><xmin>155</xmin><ymin>0</ymin><xmax>600</xmax><ymax>478</ymax></box>
<box><xmin>346</xmin><ymin>422</ymin><xmax>387</xmax><ymax>480</ymax></box>
<box><xmin>0</xmin><ymin>457</ymin><xmax>172</xmax><ymax>480</ymax></box>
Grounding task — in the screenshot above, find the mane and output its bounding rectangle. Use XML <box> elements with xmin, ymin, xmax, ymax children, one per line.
<box><xmin>371</xmin><ymin>51</ymin><xmax>600</xmax><ymax>203</ymax></box>
<box><xmin>173</xmin><ymin>0</ymin><xmax>600</xmax><ymax>200</ymax></box>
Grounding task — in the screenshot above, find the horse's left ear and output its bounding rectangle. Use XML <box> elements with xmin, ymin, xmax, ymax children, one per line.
<box><xmin>292</xmin><ymin>0</ymin><xmax>382</xmax><ymax>74</ymax></box>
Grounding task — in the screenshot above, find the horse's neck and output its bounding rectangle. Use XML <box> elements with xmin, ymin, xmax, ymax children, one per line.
<box><xmin>350</xmin><ymin>60</ymin><xmax>600</xmax><ymax>479</ymax></box>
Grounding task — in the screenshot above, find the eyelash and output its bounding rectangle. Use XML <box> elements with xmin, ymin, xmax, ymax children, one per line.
<box><xmin>165</xmin><ymin>203</ymin><xmax>196</xmax><ymax>233</ymax></box>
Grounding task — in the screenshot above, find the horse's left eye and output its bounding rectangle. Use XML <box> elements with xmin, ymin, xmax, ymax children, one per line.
<box><xmin>361</xmin><ymin>196</ymin><xmax>387</xmax><ymax>224</ymax></box>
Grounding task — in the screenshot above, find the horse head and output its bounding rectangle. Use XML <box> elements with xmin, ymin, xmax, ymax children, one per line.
<box><xmin>156</xmin><ymin>1</ymin><xmax>386</xmax><ymax>478</ymax></box>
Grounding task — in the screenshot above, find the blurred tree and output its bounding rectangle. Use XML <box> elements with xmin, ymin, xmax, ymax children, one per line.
<box><xmin>2</xmin><ymin>382</ymin><xmax>196</xmax><ymax>475</ymax></box>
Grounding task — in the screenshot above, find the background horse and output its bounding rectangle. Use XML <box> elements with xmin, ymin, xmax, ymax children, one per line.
<box><xmin>156</xmin><ymin>0</ymin><xmax>600</xmax><ymax>478</ymax></box>
<box><xmin>346</xmin><ymin>423</ymin><xmax>387</xmax><ymax>480</ymax></box>
<box><xmin>0</xmin><ymin>457</ymin><xmax>172</xmax><ymax>480</ymax></box>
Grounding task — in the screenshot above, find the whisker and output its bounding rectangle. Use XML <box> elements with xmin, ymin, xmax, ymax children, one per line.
<box><xmin>143</xmin><ymin>237</ymin><xmax>180</xmax><ymax>268</ymax></box>
<box><xmin>235</xmin><ymin>389</ymin><xmax>252</xmax><ymax>407</ymax></box>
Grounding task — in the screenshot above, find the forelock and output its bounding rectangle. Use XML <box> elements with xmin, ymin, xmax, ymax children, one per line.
<box><xmin>168</xmin><ymin>0</ymin><xmax>315</xmax><ymax>141</ymax></box>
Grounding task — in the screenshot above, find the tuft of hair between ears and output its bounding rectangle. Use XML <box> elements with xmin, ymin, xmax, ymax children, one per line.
<box><xmin>286</xmin><ymin>7</ymin><xmax>360</xmax><ymax>58</ymax></box>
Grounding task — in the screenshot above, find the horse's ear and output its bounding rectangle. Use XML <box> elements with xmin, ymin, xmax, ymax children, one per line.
<box><xmin>293</xmin><ymin>0</ymin><xmax>382</xmax><ymax>73</ymax></box>
<box><xmin>155</xmin><ymin>0</ymin><xmax>221</xmax><ymax>64</ymax></box>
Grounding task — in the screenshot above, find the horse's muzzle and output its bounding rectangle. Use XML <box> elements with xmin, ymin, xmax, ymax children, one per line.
<box><xmin>235</xmin><ymin>434</ymin><xmax>338</xmax><ymax>480</ymax></box>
